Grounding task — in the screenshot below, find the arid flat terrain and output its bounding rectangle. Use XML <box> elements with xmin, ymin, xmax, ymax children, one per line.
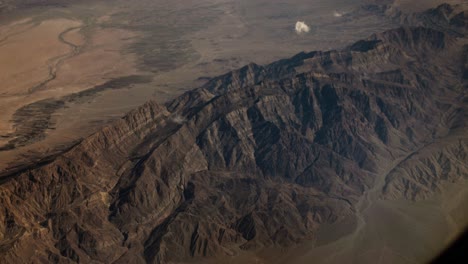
<box><xmin>0</xmin><ymin>1</ymin><xmax>467</xmax><ymax>264</ymax></box>
<box><xmin>0</xmin><ymin>0</ymin><xmax>398</xmax><ymax>173</ymax></box>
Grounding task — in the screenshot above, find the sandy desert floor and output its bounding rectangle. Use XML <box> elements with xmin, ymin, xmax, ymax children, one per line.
<box><xmin>0</xmin><ymin>0</ymin><xmax>399</xmax><ymax>173</ymax></box>
<box><xmin>0</xmin><ymin>0</ymin><xmax>467</xmax><ymax>263</ymax></box>
<box><xmin>190</xmin><ymin>162</ymin><xmax>468</xmax><ymax>264</ymax></box>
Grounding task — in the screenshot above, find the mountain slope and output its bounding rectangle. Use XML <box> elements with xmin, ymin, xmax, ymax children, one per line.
<box><xmin>0</xmin><ymin>4</ymin><xmax>467</xmax><ymax>264</ymax></box>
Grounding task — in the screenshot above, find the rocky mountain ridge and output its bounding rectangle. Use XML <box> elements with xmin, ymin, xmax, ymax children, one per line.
<box><xmin>0</xmin><ymin>3</ymin><xmax>467</xmax><ymax>264</ymax></box>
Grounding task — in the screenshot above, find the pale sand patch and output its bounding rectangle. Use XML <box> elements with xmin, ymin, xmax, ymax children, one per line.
<box><xmin>46</xmin><ymin>27</ymin><xmax>140</xmax><ymax>95</ymax></box>
<box><xmin>0</xmin><ymin>22</ymin><xmax>144</xmax><ymax>171</ymax></box>
<box><xmin>62</xmin><ymin>27</ymin><xmax>85</xmax><ymax>47</ymax></box>
<box><xmin>0</xmin><ymin>17</ymin><xmax>33</xmax><ymax>39</ymax></box>
<box><xmin>0</xmin><ymin>19</ymin><xmax>141</xmax><ymax>138</ymax></box>
<box><xmin>0</xmin><ymin>18</ymin><xmax>81</xmax><ymax>134</ymax></box>
<box><xmin>0</xmin><ymin>19</ymin><xmax>81</xmax><ymax>96</ymax></box>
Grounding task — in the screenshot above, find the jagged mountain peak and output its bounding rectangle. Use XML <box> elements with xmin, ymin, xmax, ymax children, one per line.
<box><xmin>0</xmin><ymin>3</ymin><xmax>467</xmax><ymax>264</ymax></box>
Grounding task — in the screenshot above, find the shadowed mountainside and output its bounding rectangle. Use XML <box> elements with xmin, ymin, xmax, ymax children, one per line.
<box><xmin>0</xmin><ymin>3</ymin><xmax>467</xmax><ymax>264</ymax></box>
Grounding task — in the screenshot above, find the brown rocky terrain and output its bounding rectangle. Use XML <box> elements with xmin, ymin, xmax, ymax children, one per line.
<box><xmin>0</xmin><ymin>2</ymin><xmax>467</xmax><ymax>264</ymax></box>
<box><xmin>0</xmin><ymin>0</ymin><xmax>400</xmax><ymax>174</ymax></box>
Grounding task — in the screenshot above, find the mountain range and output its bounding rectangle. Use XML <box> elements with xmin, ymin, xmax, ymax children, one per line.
<box><xmin>0</xmin><ymin>2</ymin><xmax>467</xmax><ymax>263</ymax></box>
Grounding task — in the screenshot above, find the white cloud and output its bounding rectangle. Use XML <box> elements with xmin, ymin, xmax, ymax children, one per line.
<box><xmin>333</xmin><ymin>11</ymin><xmax>344</xmax><ymax>17</ymax></box>
<box><xmin>295</xmin><ymin>21</ymin><xmax>310</xmax><ymax>34</ymax></box>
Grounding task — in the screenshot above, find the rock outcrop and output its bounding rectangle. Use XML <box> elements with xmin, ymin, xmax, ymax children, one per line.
<box><xmin>0</xmin><ymin>3</ymin><xmax>467</xmax><ymax>264</ymax></box>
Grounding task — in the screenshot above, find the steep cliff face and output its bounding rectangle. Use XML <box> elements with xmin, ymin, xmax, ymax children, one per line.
<box><xmin>0</xmin><ymin>5</ymin><xmax>467</xmax><ymax>263</ymax></box>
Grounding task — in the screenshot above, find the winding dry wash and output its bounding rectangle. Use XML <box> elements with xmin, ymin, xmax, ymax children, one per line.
<box><xmin>0</xmin><ymin>0</ymin><xmax>467</xmax><ymax>264</ymax></box>
<box><xmin>0</xmin><ymin>0</ymin><xmax>396</xmax><ymax>172</ymax></box>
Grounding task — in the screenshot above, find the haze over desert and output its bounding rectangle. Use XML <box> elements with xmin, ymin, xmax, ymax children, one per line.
<box><xmin>0</xmin><ymin>0</ymin><xmax>467</xmax><ymax>263</ymax></box>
